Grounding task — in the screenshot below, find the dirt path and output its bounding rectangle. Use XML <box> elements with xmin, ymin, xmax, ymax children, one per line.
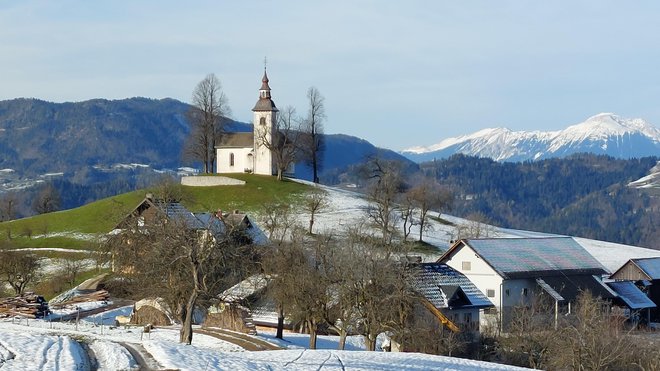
<box><xmin>195</xmin><ymin>327</ymin><xmax>282</xmax><ymax>351</ymax></box>
<box><xmin>119</xmin><ymin>342</ymin><xmax>163</xmax><ymax>370</ymax></box>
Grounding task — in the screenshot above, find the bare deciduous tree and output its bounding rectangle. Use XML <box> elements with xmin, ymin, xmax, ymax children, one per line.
<box><xmin>0</xmin><ymin>250</ymin><xmax>40</xmax><ymax>295</ymax></box>
<box><xmin>408</xmin><ymin>180</ymin><xmax>453</xmax><ymax>242</ymax></box>
<box><xmin>32</xmin><ymin>183</ymin><xmax>61</xmax><ymax>215</ymax></box>
<box><xmin>300</xmin><ymin>87</ymin><xmax>325</xmax><ymax>183</ymax></box>
<box><xmin>302</xmin><ymin>189</ymin><xmax>329</xmax><ymax>235</ymax></box>
<box><xmin>104</xmin><ymin>213</ymin><xmax>258</xmax><ymax>344</ymax></box>
<box><xmin>256</xmin><ymin>105</ymin><xmax>300</xmax><ymax>181</ymax></box>
<box><xmin>363</xmin><ymin>159</ymin><xmax>405</xmax><ymax>245</ymax></box>
<box><xmin>0</xmin><ymin>191</ymin><xmax>18</xmax><ymax>221</ymax></box>
<box><xmin>260</xmin><ymin>201</ymin><xmax>296</xmax><ymax>246</ymax></box>
<box><xmin>184</xmin><ymin>74</ymin><xmax>230</xmax><ymax>173</ymax></box>
<box><xmin>452</xmin><ymin>212</ymin><xmax>495</xmax><ymax>240</ymax></box>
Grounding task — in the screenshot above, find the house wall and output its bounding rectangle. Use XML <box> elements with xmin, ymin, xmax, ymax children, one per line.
<box><xmin>217</xmin><ymin>147</ymin><xmax>253</xmax><ymax>173</ymax></box>
<box><xmin>442</xmin><ymin>244</ymin><xmax>537</xmax><ymax>329</ymax></box>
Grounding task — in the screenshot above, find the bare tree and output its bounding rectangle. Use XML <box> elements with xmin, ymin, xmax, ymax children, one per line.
<box><xmin>0</xmin><ymin>250</ymin><xmax>40</xmax><ymax>295</ymax></box>
<box><xmin>363</xmin><ymin>159</ymin><xmax>405</xmax><ymax>245</ymax></box>
<box><xmin>104</xmin><ymin>213</ymin><xmax>258</xmax><ymax>344</ymax></box>
<box><xmin>408</xmin><ymin>180</ymin><xmax>453</xmax><ymax>242</ymax></box>
<box><xmin>256</xmin><ymin>105</ymin><xmax>300</xmax><ymax>181</ymax></box>
<box><xmin>302</xmin><ymin>189</ymin><xmax>329</xmax><ymax>234</ymax></box>
<box><xmin>300</xmin><ymin>87</ymin><xmax>325</xmax><ymax>183</ymax></box>
<box><xmin>452</xmin><ymin>212</ymin><xmax>495</xmax><ymax>240</ymax></box>
<box><xmin>260</xmin><ymin>201</ymin><xmax>296</xmax><ymax>246</ymax></box>
<box><xmin>184</xmin><ymin>74</ymin><xmax>230</xmax><ymax>173</ymax></box>
<box><xmin>32</xmin><ymin>183</ymin><xmax>61</xmax><ymax>215</ymax></box>
<box><xmin>0</xmin><ymin>191</ymin><xmax>18</xmax><ymax>221</ymax></box>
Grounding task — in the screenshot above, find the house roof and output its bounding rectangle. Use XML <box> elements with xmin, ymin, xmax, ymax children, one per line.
<box><xmin>153</xmin><ymin>200</ymin><xmax>206</xmax><ymax>229</ymax></box>
<box><xmin>217</xmin><ymin>132</ymin><xmax>254</xmax><ymax>148</ymax></box>
<box><xmin>219</xmin><ymin>274</ymin><xmax>271</xmax><ymax>302</ymax></box>
<box><xmin>442</xmin><ymin>237</ymin><xmax>608</xmax><ymax>279</ymax></box>
<box><xmin>411</xmin><ymin>263</ymin><xmax>494</xmax><ymax>310</ymax></box>
<box><xmin>606</xmin><ymin>281</ymin><xmax>656</xmax><ymax>310</ymax></box>
<box><xmin>631</xmin><ymin>257</ymin><xmax>660</xmax><ymax>280</ymax></box>
<box><xmin>539</xmin><ymin>275</ymin><xmax>617</xmax><ymax>302</ymax></box>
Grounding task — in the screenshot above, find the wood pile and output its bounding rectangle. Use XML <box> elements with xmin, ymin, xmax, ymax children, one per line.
<box><xmin>52</xmin><ymin>290</ymin><xmax>110</xmax><ymax>307</ymax></box>
<box><xmin>0</xmin><ymin>292</ymin><xmax>49</xmax><ymax>318</ymax></box>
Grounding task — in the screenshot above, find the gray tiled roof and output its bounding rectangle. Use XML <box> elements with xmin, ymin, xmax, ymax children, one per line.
<box><xmin>632</xmin><ymin>257</ymin><xmax>660</xmax><ymax>280</ymax></box>
<box><xmin>217</xmin><ymin>132</ymin><xmax>254</xmax><ymax>148</ymax></box>
<box><xmin>461</xmin><ymin>237</ymin><xmax>607</xmax><ymax>279</ymax></box>
<box><xmin>155</xmin><ymin>201</ymin><xmax>205</xmax><ymax>229</ymax></box>
<box><xmin>412</xmin><ymin>263</ymin><xmax>494</xmax><ymax>310</ymax></box>
<box><xmin>252</xmin><ymin>98</ymin><xmax>277</xmax><ymax>112</ymax></box>
<box><xmin>607</xmin><ymin>281</ymin><xmax>656</xmax><ymax>309</ymax></box>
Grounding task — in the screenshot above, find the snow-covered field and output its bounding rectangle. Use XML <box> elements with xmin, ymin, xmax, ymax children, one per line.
<box><xmin>0</xmin><ymin>305</ymin><xmax>529</xmax><ymax>370</ymax></box>
<box><xmin>2</xmin><ymin>181</ymin><xmax>657</xmax><ymax>370</ymax></box>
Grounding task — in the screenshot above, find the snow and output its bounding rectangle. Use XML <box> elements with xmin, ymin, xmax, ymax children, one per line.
<box><xmin>89</xmin><ymin>340</ymin><xmax>137</xmax><ymax>370</ymax></box>
<box><xmin>0</xmin><ymin>329</ymin><xmax>89</xmax><ymax>370</ymax></box>
<box><xmin>402</xmin><ymin>112</ymin><xmax>660</xmax><ymax>162</ymax></box>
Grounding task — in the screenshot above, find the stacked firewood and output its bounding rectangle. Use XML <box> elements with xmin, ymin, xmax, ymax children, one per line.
<box><xmin>0</xmin><ymin>293</ymin><xmax>49</xmax><ymax>318</ymax></box>
<box><xmin>54</xmin><ymin>290</ymin><xmax>110</xmax><ymax>307</ymax></box>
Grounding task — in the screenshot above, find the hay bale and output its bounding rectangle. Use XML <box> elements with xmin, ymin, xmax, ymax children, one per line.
<box><xmin>130</xmin><ymin>305</ymin><xmax>172</xmax><ymax>326</ymax></box>
<box><xmin>204</xmin><ymin>302</ymin><xmax>256</xmax><ymax>334</ymax></box>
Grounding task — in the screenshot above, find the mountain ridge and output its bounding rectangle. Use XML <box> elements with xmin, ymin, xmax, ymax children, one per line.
<box><xmin>403</xmin><ymin>113</ymin><xmax>660</xmax><ymax>162</ymax></box>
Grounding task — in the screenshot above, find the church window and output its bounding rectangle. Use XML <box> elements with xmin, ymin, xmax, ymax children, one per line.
<box><xmin>229</xmin><ymin>153</ymin><xmax>235</xmax><ymax>167</ymax></box>
<box><xmin>260</xmin><ymin>117</ymin><xmax>266</xmax><ymax>126</ymax></box>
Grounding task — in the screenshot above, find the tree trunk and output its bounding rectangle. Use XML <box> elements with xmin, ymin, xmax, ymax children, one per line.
<box><xmin>338</xmin><ymin>329</ymin><xmax>347</xmax><ymax>350</ymax></box>
<box><xmin>307</xmin><ymin>319</ymin><xmax>318</xmax><ymax>349</ymax></box>
<box><xmin>180</xmin><ymin>291</ymin><xmax>199</xmax><ymax>344</ymax></box>
<box><xmin>276</xmin><ymin>304</ymin><xmax>284</xmax><ymax>339</ymax></box>
<box><xmin>277</xmin><ymin>168</ymin><xmax>283</xmax><ymax>181</ymax></box>
<box><xmin>308</xmin><ymin>213</ymin><xmax>315</xmax><ymax>234</ymax></box>
<box><xmin>364</xmin><ymin>334</ymin><xmax>377</xmax><ymax>351</ymax></box>
<box><xmin>418</xmin><ymin>211</ymin><xmax>426</xmax><ymax>242</ymax></box>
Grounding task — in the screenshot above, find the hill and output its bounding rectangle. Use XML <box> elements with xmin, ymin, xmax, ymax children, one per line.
<box><xmin>421</xmin><ymin>154</ymin><xmax>660</xmax><ymax>248</ymax></box>
<box><xmin>0</xmin><ymin>174</ymin><xmax>309</xmax><ymax>249</ymax></box>
<box><xmin>403</xmin><ymin>113</ymin><xmax>660</xmax><ymax>162</ymax></box>
<box><xmin>0</xmin><ymin>97</ymin><xmax>413</xmax><ymax>215</ymax></box>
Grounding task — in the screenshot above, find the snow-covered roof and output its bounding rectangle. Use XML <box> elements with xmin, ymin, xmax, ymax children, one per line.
<box><xmin>443</xmin><ymin>237</ymin><xmax>608</xmax><ymax>279</ymax></box>
<box><xmin>412</xmin><ymin>263</ymin><xmax>493</xmax><ymax>309</ymax></box>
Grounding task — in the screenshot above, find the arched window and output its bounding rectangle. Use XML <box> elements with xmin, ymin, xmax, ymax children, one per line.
<box><xmin>229</xmin><ymin>153</ymin><xmax>235</xmax><ymax>167</ymax></box>
<box><xmin>260</xmin><ymin>117</ymin><xmax>266</xmax><ymax>126</ymax></box>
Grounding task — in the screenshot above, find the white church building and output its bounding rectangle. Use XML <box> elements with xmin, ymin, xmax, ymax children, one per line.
<box><xmin>215</xmin><ymin>70</ymin><xmax>278</xmax><ymax>176</ymax></box>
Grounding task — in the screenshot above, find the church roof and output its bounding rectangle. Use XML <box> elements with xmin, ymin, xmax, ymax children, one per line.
<box><xmin>252</xmin><ymin>98</ymin><xmax>278</xmax><ymax>112</ymax></box>
<box><xmin>217</xmin><ymin>132</ymin><xmax>254</xmax><ymax>148</ymax></box>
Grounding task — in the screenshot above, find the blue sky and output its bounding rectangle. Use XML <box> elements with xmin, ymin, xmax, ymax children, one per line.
<box><xmin>2</xmin><ymin>1</ymin><xmax>660</xmax><ymax>150</ymax></box>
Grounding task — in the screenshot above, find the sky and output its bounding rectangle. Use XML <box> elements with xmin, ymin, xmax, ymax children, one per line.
<box><xmin>2</xmin><ymin>1</ymin><xmax>660</xmax><ymax>151</ymax></box>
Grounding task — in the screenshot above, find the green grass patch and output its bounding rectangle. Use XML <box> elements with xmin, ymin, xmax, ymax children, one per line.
<box><xmin>181</xmin><ymin>174</ymin><xmax>310</xmax><ymax>213</ymax></box>
<box><xmin>0</xmin><ymin>175</ymin><xmax>311</xmax><ymax>250</ymax></box>
<box><xmin>406</xmin><ymin>239</ymin><xmax>446</xmax><ymax>254</ymax></box>
<box><xmin>428</xmin><ymin>215</ymin><xmax>456</xmax><ymax>226</ymax></box>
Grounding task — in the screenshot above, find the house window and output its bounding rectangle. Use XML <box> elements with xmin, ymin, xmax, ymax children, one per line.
<box><xmin>463</xmin><ymin>313</ymin><xmax>472</xmax><ymax>323</ymax></box>
<box><xmin>462</xmin><ymin>261</ymin><xmax>471</xmax><ymax>271</ymax></box>
<box><xmin>505</xmin><ymin>289</ymin><xmax>510</xmax><ymax>297</ymax></box>
<box><xmin>229</xmin><ymin>153</ymin><xmax>235</xmax><ymax>167</ymax></box>
<box><xmin>522</xmin><ymin>288</ymin><xmax>528</xmax><ymax>296</ymax></box>
<box><xmin>487</xmin><ymin>289</ymin><xmax>495</xmax><ymax>298</ymax></box>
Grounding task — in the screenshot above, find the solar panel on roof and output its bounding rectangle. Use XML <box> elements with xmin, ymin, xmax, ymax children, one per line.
<box><xmin>633</xmin><ymin>258</ymin><xmax>660</xmax><ymax>280</ymax></box>
<box><xmin>607</xmin><ymin>281</ymin><xmax>656</xmax><ymax>310</ymax></box>
<box><xmin>465</xmin><ymin>238</ymin><xmax>607</xmax><ymax>278</ymax></box>
<box><xmin>412</xmin><ymin>263</ymin><xmax>494</xmax><ymax>309</ymax></box>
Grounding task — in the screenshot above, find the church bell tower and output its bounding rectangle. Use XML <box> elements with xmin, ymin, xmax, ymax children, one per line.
<box><xmin>252</xmin><ymin>67</ymin><xmax>278</xmax><ymax>175</ymax></box>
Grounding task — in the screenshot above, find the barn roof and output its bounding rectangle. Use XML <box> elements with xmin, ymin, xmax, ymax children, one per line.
<box><xmin>539</xmin><ymin>275</ymin><xmax>617</xmax><ymax>302</ymax></box>
<box><xmin>443</xmin><ymin>237</ymin><xmax>608</xmax><ymax>279</ymax></box>
<box><xmin>411</xmin><ymin>263</ymin><xmax>493</xmax><ymax>310</ymax></box>
<box><xmin>606</xmin><ymin>281</ymin><xmax>656</xmax><ymax>310</ymax></box>
<box><xmin>631</xmin><ymin>257</ymin><xmax>660</xmax><ymax>280</ymax></box>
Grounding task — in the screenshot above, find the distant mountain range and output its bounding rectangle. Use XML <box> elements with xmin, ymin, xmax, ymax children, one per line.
<box><xmin>402</xmin><ymin>113</ymin><xmax>660</xmax><ymax>163</ymax></box>
<box><xmin>0</xmin><ymin>97</ymin><xmax>411</xmax><ymax>201</ymax></box>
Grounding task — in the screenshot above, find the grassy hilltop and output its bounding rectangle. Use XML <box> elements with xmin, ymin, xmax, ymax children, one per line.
<box><xmin>0</xmin><ymin>174</ymin><xmax>310</xmax><ymax>250</ymax></box>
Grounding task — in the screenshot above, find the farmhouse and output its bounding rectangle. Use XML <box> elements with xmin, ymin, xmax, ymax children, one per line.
<box><xmin>438</xmin><ymin>237</ymin><xmax>619</xmax><ymax>329</ymax></box>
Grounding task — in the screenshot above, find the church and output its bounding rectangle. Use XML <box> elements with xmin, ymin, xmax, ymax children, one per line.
<box><xmin>215</xmin><ymin>70</ymin><xmax>278</xmax><ymax>176</ymax></box>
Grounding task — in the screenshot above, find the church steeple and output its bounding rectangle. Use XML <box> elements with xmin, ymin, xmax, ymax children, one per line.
<box><xmin>253</xmin><ymin>65</ymin><xmax>277</xmax><ymax>112</ymax></box>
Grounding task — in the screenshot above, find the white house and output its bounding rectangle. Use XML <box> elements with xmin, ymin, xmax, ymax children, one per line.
<box><xmin>438</xmin><ymin>237</ymin><xmax>617</xmax><ymax>329</ymax></box>
<box><xmin>216</xmin><ymin>69</ymin><xmax>278</xmax><ymax>176</ymax></box>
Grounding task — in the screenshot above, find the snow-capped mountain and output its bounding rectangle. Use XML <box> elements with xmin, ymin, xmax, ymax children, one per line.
<box><xmin>402</xmin><ymin>113</ymin><xmax>660</xmax><ymax>162</ymax></box>
<box><xmin>628</xmin><ymin>160</ymin><xmax>660</xmax><ymax>190</ymax></box>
